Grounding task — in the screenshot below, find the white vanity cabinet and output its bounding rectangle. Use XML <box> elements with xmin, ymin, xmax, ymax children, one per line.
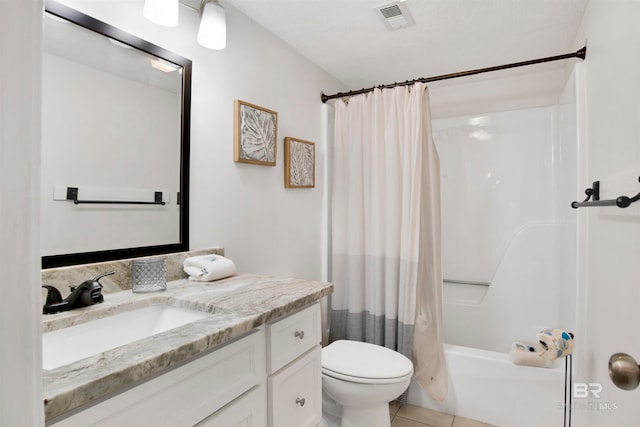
<box><xmin>51</xmin><ymin>328</ymin><xmax>267</xmax><ymax>427</ymax></box>
<box><xmin>266</xmin><ymin>302</ymin><xmax>322</xmax><ymax>427</ymax></box>
<box><xmin>49</xmin><ymin>302</ymin><xmax>322</xmax><ymax>427</ymax></box>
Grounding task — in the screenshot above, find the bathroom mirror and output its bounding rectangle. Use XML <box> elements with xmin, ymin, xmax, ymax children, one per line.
<box><xmin>41</xmin><ymin>0</ymin><xmax>191</xmax><ymax>268</ymax></box>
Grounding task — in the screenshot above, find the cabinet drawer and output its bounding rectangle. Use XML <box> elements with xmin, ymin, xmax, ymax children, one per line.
<box><xmin>51</xmin><ymin>328</ymin><xmax>265</xmax><ymax>427</ymax></box>
<box><xmin>267</xmin><ymin>346</ymin><xmax>321</xmax><ymax>427</ymax></box>
<box><xmin>195</xmin><ymin>386</ymin><xmax>267</xmax><ymax>427</ymax></box>
<box><xmin>266</xmin><ymin>302</ymin><xmax>320</xmax><ymax>374</ymax></box>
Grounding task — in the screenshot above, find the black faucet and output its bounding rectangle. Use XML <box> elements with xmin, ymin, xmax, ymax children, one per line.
<box><xmin>42</xmin><ymin>271</ymin><xmax>114</xmax><ymax>314</ymax></box>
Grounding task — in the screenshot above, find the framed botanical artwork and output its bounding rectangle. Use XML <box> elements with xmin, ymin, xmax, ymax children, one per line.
<box><xmin>234</xmin><ymin>100</ymin><xmax>278</xmax><ymax>166</ymax></box>
<box><xmin>284</xmin><ymin>137</ymin><xmax>315</xmax><ymax>188</ymax></box>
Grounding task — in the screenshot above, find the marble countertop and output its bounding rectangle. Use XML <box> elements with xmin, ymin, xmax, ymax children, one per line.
<box><xmin>43</xmin><ymin>273</ymin><xmax>333</xmax><ymax>422</ymax></box>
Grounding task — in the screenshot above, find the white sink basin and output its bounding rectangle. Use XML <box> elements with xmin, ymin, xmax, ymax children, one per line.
<box><xmin>42</xmin><ymin>305</ymin><xmax>209</xmax><ymax>370</ymax></box>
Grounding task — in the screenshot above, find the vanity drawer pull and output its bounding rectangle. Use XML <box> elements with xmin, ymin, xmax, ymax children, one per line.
<box><xmin>266</xmin><ymin>302</ymin><xmax>320</xmax><ymax>373</ymax></box>
<box><xmin>268</xmin><ymin>347</ymin><xmax>321</xmax><ymax>427</ymax></box>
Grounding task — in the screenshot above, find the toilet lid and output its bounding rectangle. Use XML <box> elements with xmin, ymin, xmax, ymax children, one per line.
<box><xmin>322</xmin><ymin>340</ymin><xmax>413</xmax><ymax>382</ymax></box>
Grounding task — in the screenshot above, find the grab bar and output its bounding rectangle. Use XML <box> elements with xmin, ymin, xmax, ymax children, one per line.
<box><xmin>443</xmin><ymin>278</ymin><xmax>490</xmax><ymax>287</ymax></box>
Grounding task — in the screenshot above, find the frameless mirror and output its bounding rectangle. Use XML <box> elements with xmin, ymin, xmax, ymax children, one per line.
<box><xmin>41</xmin><ymin>0</ymin><xmax>191</xmax><ymax>268</ymax></box>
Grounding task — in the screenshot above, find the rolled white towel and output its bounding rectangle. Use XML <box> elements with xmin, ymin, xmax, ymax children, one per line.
<box><xmin>183</xmin><ymin>254</ymin><xmax>236</xmax><ymax>282</ymax></box>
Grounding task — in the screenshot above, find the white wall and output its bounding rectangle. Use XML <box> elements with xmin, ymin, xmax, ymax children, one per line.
<box><xmin>572</xmin><ymin>1</ymin><xmax>640</xmax><ymax>426</ymax></box>
<box><xmin>56</xmin><ymin>0</ymin><xmax>345</xmax><ymax>280</ymax></box>
<box><xmin>0</xmin><ymin>0</ymin><xmax>44</xmax><ymax>425</ymax></box>
<box><xmin>429</xmin><ymin>68</ymin><xmax>567</xmax><ymax>119</ymax></box>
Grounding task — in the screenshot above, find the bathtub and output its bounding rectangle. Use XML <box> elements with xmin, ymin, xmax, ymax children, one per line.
<box><xmin>407</xmin><ymin>344</ymin><xmax>565</xmax><ymax>427</ymax></box>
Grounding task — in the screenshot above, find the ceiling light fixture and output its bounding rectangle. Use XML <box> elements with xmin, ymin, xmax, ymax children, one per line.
<box><xmin>143</xmin><ymin>0</ymin><xmax>179</xmax><ymax>27</ymax></box>
<box><xmin>150</xmin><ymin>58</ymin><xmax>180</xmax><ymax>73</ymax></box>
<box><xmin>197</xmin><ymin>0</ymin><xmax>226</xmax><ymax>50</ymax></box>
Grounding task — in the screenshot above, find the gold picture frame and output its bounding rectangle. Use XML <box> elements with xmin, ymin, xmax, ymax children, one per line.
<box><xmin>233</xmin><ymin>100</ymin><xmax>278</xmax><ymax>166</ymax></box>
<box><xmin>284</xmin><ymin>137</ymin><xmax>315</xmax><ymax>188</ymax></box>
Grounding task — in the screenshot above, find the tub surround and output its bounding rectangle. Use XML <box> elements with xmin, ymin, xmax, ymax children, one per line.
<box><xmin>43</xmin><ymin>272</ymin><xmax>333</xmax><ymax>422</ymax></box>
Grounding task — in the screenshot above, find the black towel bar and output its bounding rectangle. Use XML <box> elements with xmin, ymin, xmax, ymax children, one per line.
<box><xmin>571</xmin><ymin>177</ymin><xmax>640</xmax><ymax>209</ymax></box>
<box><xmin>65</xmin><ymin>187</ymin><xmax>166</xmax><ymax>206</ymax></box>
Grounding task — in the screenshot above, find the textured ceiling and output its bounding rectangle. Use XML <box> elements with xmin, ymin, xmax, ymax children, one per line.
<box><xmin>225</xmin><ymin>0</ymin><xmax>589</xmax><ymax>90</ymax></box>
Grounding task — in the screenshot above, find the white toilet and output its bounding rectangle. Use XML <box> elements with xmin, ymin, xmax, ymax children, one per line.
<box><xmin>321</xmin><ymin>340</ymin><xmax>414</xmax><ymax>427</ymax></box>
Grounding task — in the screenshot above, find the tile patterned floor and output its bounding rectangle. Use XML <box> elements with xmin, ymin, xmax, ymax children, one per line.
<box><xmin>389</xmin><ymin>401</ymin><xmax>497</xmax><ymax>427</ymax></box>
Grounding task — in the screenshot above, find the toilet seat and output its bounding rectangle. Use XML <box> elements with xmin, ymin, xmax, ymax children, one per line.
<box><xmin>322</xmin><ymin>340</ymin><xmax>414</xmax><ymax>384</ymax></box>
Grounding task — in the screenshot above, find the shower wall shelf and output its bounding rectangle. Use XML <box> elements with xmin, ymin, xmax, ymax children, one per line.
<box><xmin>571</xmin><ymin>177</ymin><xmax>640</xmax><ymax>208</ymax></box>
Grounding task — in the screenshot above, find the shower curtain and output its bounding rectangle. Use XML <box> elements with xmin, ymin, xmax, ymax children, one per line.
<box><xmin>329</xmin><ymin>82</ymin><xmax>448</xmax><ymax>401</ymax></box>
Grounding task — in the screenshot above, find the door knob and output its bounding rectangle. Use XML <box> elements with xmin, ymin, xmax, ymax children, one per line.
<box><xmin>609</xmin><ymin>353</ymin><xmax>640</xmax><ymax>390</ymax></box>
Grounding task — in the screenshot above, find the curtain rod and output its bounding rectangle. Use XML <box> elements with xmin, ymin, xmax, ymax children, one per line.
<box><xmin>320</xmin><ymin>46</ymin><xmax>586</xmax><ymax>103</ymax></box>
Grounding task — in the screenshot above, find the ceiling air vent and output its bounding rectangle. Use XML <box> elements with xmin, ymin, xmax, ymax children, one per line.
<box><xmin>375</xmin><ymin>1</ymin><xmax>415</xmax><ymax>31</ymax></box>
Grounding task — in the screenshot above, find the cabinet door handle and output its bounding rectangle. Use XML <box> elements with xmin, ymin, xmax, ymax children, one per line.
<box><xmin>296</xmin><ymin>397</ymin><xmax>306</xmax><ymax>407</ymax></box>
<box><xmin>294</xmin><ymin>330</ymin><xmax>305</xmax><ymax>339</ymax></box>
